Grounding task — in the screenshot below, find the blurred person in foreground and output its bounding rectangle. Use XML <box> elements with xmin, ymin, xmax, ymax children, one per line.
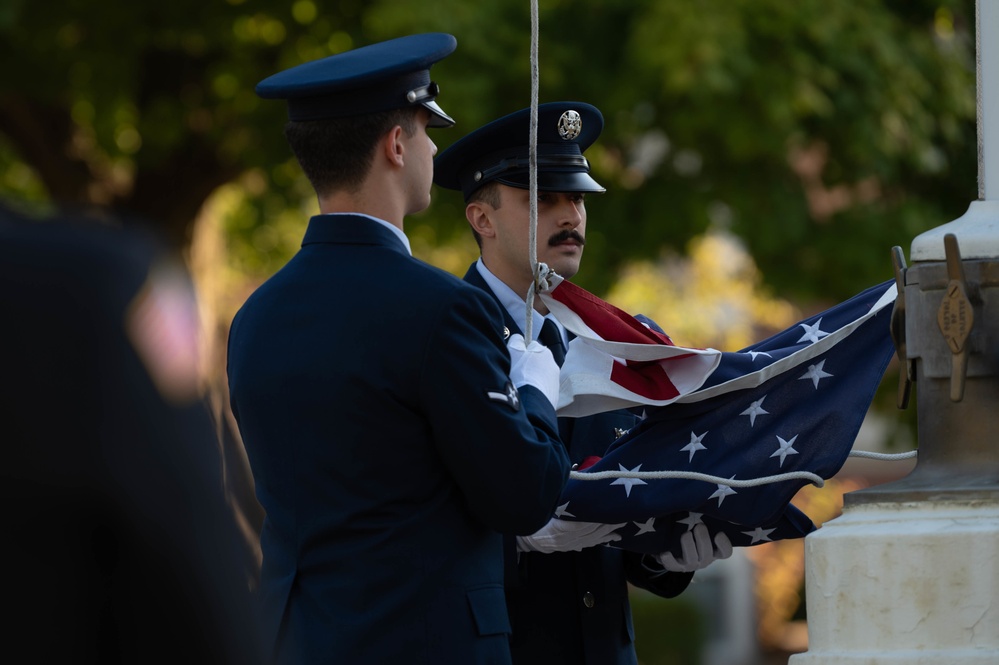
<box><xmin>0</xmin><ymin>203</ymin><xmax>263</xmax><ymax>663</ymax></box>
<box><xmin>226</xmin><ymin>34</ymin><xmax>571</xmax><ymax>664</ymax></box>
<box><xmin>434</xmin><ymin>102</ymin><xmax>733</xmax><ymax>665</ymax></box>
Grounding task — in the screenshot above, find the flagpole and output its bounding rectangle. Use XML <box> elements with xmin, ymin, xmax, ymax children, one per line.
<box><xmin>791</xmin><ymin>2</ymin><xmax>999</xmax><ymax>663</ymax></box>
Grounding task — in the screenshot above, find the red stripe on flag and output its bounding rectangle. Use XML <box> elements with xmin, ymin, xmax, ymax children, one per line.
<box><xmin>610</xmin><ymin>360</ymin><xmax>682</xmax><ymax>400</ymax></box>
<box><xmin>550</xmin><ymin>280</ymin><xmax>674</xmax><ymax>346</ymax></box>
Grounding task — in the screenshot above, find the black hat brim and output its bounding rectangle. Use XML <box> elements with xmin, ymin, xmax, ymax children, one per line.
<box><xmin>494</xmin><ymin>170</ymin><xmax>605</xmax><ymax>194</ymax></box>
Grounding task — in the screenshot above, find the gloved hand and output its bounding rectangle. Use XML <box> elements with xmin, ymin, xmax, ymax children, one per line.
<box><xmin>507</xmin><ymin>333</ymin><xmax>560</xmax><ymax>408</ymax></box>
<box><xmin>656</xmin><ymin>523</ymin><xmax>733</xmax><ymax>572</ymax></box>
<box><xmin>516</xmin><ymin>518</ymin><xmax>625</xmax><ymax>554</ymax></box>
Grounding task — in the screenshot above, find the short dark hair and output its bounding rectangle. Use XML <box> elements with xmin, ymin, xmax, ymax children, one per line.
<box><xmin>284</xmin><ymin>108</ymin><xmax>418</xmax><ymax>196</ymax></box>
<box><xmin>466</xmin><ymin>181</ymin><xmax>502</xmax><ymax>250</ymax></box>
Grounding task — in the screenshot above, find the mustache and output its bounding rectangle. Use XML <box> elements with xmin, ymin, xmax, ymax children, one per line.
<box><xmin>548</xmin><ymin>229</ymin><xmax>585</xmax><ymax>246</ymax></box>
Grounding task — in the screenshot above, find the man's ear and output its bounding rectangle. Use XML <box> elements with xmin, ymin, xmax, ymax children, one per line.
<box><xmin>381</xmin><ymin>125</ymin><xmax>406</xmax><ymax>168</ymax></box>
<box><xmin>466</xmin><ymin>201</ymin><xmax>497</xmax><ymax>239</ymax></box>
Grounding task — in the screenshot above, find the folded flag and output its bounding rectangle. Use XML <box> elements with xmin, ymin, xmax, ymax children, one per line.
<box><xmin>540</xmin><ymin>273</ymin><xmax>722</xmax><ymax>417</ymax></box>
<box><xmin>540</xmin><ymin>277</ymin><xmax>897</xmax><ymax>554</ymax></box>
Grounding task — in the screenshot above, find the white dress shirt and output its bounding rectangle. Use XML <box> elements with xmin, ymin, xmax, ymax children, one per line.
<box><xmin>474</xmin><ymin>258</ymin><xmax>567</xmax><ymax>346</ymax></box>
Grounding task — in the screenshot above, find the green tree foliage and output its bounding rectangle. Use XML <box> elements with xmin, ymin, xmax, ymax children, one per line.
<box><xmin>0</xmin><ymin>0</ymin><xmax>366</xmax><ymax>245</ymax></box>
<box><xmin>0</xmin><ymin>0</ymin><xmax>978</xmax><ymax>302</ymax></box>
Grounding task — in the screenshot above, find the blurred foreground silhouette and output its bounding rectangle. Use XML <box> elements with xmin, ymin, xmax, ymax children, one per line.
<box><xmin>0</xmin><ymin>204</ymin><xmax>263</xmax><ymax>664</ymax></box>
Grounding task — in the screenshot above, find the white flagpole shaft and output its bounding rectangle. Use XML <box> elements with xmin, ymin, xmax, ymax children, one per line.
<box><xmin>981</xmin><ymin>0</ymin><xmax>999</xmax><ymax>199</ymax></box>
<box><xmin>911</xmin><ymin>0</ymin><xmax>999</xmax><ymax>260</ymax></box>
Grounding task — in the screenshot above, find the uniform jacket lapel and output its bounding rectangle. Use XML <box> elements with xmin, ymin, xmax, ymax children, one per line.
<box><xmin>462</xmin><ymin>263</ymin><xmax>522</xmax><ymax>340</ymax></box>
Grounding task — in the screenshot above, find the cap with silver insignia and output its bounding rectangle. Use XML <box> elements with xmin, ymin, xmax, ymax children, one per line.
<box><xmin>434</xmin><ymin>101</ymin><xmax>605</xmax><ymax>200</ymax></box>
<box><xmin>256</xmin><ymin>32</ymin><xmax>456</xmax><ymax>127</ymax></box>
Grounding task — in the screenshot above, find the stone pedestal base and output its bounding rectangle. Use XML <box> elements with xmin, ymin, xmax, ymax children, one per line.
<box><xmin>789</xmin><ymin>500</ymin><xmax>999</xmax><ymax>665</ymax></box>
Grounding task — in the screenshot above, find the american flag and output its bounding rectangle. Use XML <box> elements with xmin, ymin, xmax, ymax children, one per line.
<box><xmin>539</xmin><ymin>276</ymin><xmax>897</xmax><ymax>554</ymax></box>
<box><xmin>541</xmin><ymin>275</ymin><xmax>722</xmax><ymax>418</ymax></box>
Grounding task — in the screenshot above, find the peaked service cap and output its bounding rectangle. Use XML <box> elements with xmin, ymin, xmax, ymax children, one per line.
<box><xmin>256</xmin><ymin>33</ymin><xmax>456</xmax><ymax>127</ymax></box>
<box><xmin>434</xmin><ymin>101</ymin><xmax>605</xmax><ymax>200</ymax></box>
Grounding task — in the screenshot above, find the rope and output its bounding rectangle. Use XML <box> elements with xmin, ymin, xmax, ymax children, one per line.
<box><xmin>524</xmin><ymin>0</ymin><xmax>541</xmax><ymax>342</ymax></box>
<box><xmin>569</xmin><ymin>468</ymin><xmax>827</xmax><ymax>488</ymax></box>
<box><xmin>847</xmin><ymin>449</ymin><xmax>917</xmax><ymax>461</ymax></box>
<box><xmin>568</xmin><ymin>449</ymin><xmax>919</xmax><ymax>488</ymax></box>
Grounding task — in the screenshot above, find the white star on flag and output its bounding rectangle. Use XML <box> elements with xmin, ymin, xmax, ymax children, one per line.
<box><xmin>610</xmin><ymin>464</ymin><xmax>648</xmax><ymax>497</ymax></box>
<box><xmin>680</xmin><ymin>431</ymin><xmax>708</xmax><ymax>462</ymax></box>
<box><xmin>747</xmin><ymin>350</ymin><xmax>773</xmax><ymax>361</ymax></box>
<box><xmin>799</xmin><ymin>359</ymin><xmax>834</xmax><ymax>389</ymax></box>
<box><xmin>797</xmin><ymin>318</ymin><xmax>830</xmax><ymax>344</ymax></box>
<box><xmin>554</xmin><ymin>502</ymin><xmax>575</xmax><ymax>518</ymax></box>
<box><xmin>741</xmin><ymin>396</ymin><xmax>769</xmax><ymax>427</ymax></box>
<box><xmin>770</xmin><ymin>434</ymin><xmax>800</xmax><ymax>467</ymax></box>
<box><xmin>677</xmin><ymin>512</ymin><xmax>703</xmax><ymax>531</ymax></box>
<box><xmin>743</xmin><ymin>526</ymin><xmax>777</xmax><ymax>543</ymax></box>
<box><xmin>634</xmin><ymin>517</ymin><xmax>657</xmax><ymax>535</ymax></box>
<box><xmin>709</xmin><ymin>479</ymin><xmax>737</xmax><ymax>506</ymax></box>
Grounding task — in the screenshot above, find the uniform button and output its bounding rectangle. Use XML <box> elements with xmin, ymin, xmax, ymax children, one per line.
<box><xmin>582</xmin><ymin>592</ymin><xmax>595</xmax><ymax>608</ymax></box>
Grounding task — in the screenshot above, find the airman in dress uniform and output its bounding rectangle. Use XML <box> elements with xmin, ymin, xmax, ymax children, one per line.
<box><xmin>434</xmin><ymin>102</ymin><xmax>733</xmax><ymax>665</ymax></box>
<box><xmin>226</xmin><ymin>34</ymin><xmax>571</xmax><ymax>664</ymax></box>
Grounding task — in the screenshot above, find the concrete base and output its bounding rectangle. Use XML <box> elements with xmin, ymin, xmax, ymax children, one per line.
<box><xmin>788</xmin><ymin>500</ymin><xmax>999</xmax><ymax>665</ymax></box>
<box><xmin>791</xmin><ymin>651</ymin><xmax>999</xmax><ymax>664</ymax></box>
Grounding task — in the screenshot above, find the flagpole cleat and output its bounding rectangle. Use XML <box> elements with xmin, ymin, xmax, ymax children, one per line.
<box><xmin>938</xmin><ymin>233</ymin><xmax>976</xmax><ymax>402</ymax></box>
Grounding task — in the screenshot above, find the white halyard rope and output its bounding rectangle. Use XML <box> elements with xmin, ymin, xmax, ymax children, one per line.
<box><xmin>570</xmin><ymin>468</ymin><xmax>829</xmax><ymax>487</ymax></box>
<box><xmin>524</xmin><ymin>0</ymin><xmax>541</xmax><ymax>342</ymax></box>
<box><xmin>847</xmin><ymin>449</ymin><xmax>917</xmax><ymax>461</ymax></box>
<box><xmin>568</xmin><ymin>450</ymin><xmax>918</xmax><ymax>488</ymax></box>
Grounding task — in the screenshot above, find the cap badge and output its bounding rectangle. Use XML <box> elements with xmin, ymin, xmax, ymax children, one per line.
<box><xmin>557</xmin><ymin>110</ymin><xmax>582</xmax><ymax>140</ymax></box>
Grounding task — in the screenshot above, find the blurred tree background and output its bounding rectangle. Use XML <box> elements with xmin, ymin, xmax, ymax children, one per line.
<box><xmin>0</xmin><ymin>0</ymin><xmax>976</xmax><ymax>294</ymax></box>
<box><xmin>0</xmin><ymin>0</ymin><xmax>975</xmax><ymax>435</ymax></box>
<box><xmin>0</xmin><ymin>0</ymin><xmax>978</xmax><ymax>659</ymax></box>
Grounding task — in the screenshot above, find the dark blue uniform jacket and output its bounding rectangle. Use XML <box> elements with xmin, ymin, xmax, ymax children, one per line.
<box><xmin>228</xmin><ymin>215</ymin><xmax>571</xmax><ymax>664</ymax></box>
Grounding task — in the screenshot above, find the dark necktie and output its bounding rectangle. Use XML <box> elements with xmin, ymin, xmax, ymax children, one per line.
<box><xmin>538</xmin><ymin>317</ymin><xmax>566</xmax><ymax>367</ymax></box>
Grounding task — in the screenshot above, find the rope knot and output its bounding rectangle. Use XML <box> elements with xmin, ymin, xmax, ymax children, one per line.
<box><xmin>534</xmin><ymin>262</ymin><xmax>558</xmax><ymax>293</ymax></box>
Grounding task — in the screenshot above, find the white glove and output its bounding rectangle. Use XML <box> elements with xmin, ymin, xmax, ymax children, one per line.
<box><xmin>507</xmin><ymin>333</ymin><xmax>560</xmax><ymax>408</ymax></box>
<box><xmin>656</xmin><ymin>523</ymin><xmax>733</xmax><ymax>572</ymax></box>
<box><xmin>516</xmin><ymin>518</ymin><xmax>625</xmax><ymax>554</ymax></box>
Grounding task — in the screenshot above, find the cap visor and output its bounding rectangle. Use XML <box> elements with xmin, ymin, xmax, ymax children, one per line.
<box><xmin>497</xmin><ymin>170</ymin><xmax>606</xmax><ymax>193</ymax></box>
<box><xmin>423</xmin><ymin>100</ymin><xmax>454</xmax><ymax>128</ymax></box>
